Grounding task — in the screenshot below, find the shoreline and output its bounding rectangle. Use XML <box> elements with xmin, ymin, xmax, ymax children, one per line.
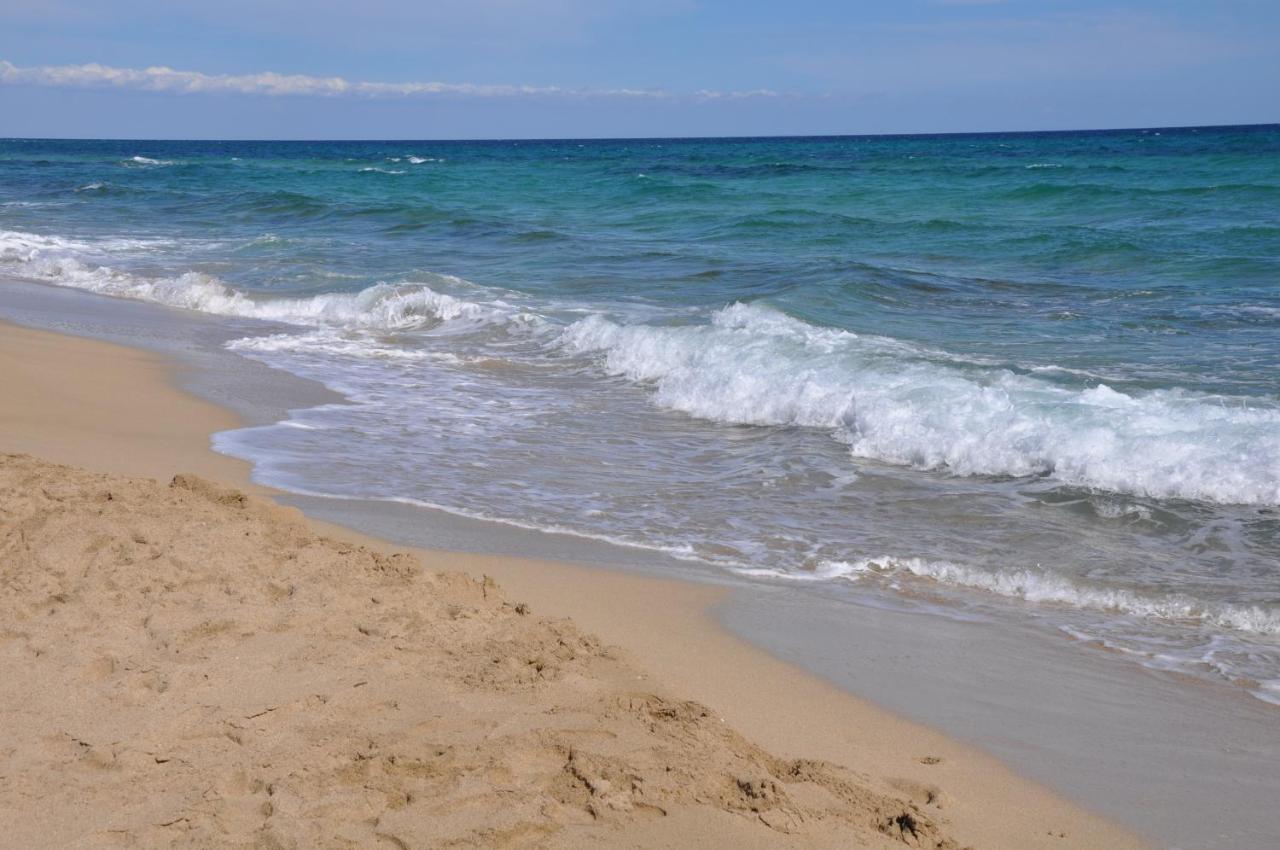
<box><xmin>0</xmin><ymin>303</ymin><xmax>1150</xmax><ymax>847</ymax></box>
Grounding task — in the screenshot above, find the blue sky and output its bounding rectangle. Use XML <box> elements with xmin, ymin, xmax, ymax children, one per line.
<box><xmin>1</xmin><ymin>1</ymin><xmax>1276</xmax><ymax>139</ymax></box>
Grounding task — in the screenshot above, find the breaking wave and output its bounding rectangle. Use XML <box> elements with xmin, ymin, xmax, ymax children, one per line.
<box><xmin>6</xmin><ymin>227</ymin><xmax>1279</xmax><ymax>507</ymax></box>
<box><xmin>560</xmin><ymin>303</ymin><xmax>1280</xmax><ymax>505</ymax></box>
<box><xmin>0</xmin><ymin>229</ymin><xmax>517</xmax><ymax>333</ymax></box>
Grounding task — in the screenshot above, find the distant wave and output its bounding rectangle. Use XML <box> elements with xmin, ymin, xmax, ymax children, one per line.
<box><xmin>121</xmin><ymin>155</ymin><xmax>176</xmax><ymax>167</ymax></box>
<box><xmin>229</xmin><ymin>190</ymin><xmax>330</xmax><ymax>218</ymax></box>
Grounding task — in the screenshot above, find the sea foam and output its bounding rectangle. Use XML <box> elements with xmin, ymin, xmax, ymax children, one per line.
<box><xmin>560</xmin><ymin>303</ymin><xmax>1280</xmax><ymax>506</ymax></box>
<box><xmin>0</xmin><ymin>229</ymin><xmax>511</xmax><ymax>333</ymax></box>
<box><xmin>753</xmin><ymin>556</ymin><xmax>1280</xmax><ymax>636</ymax></box>
<box><xmin>5</xmin><ymin>227</ymin><xmax>1279</xmax><ymax>507</ymax></box>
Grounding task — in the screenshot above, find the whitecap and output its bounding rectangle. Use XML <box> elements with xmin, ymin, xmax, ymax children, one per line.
<box><xmin>0</xmin><ymin>228</ymin><xmax>522</xmax><ymax>335</ymax></box>
<box><xmin>123</xmin><ymin>155</ymin><xmax>175</xmax><ymax>167</ymax></box>
<box><xmin>559</xmin><ymin>302</ymin><xmax>1280</xmax><ymax>506</ymax></box>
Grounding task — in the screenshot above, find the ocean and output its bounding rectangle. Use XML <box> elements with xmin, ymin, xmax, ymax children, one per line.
<box><xmin>3</xmin><ymin>126</ymin><xmax>1278</xmax><ymax>704</ymax></box>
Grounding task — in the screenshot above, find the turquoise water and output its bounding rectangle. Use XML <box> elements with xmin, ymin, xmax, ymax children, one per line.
<box><xmin>3</xmin><ymin>126</ymin><xmax>1279</xmax><ymax>700</ymax></box>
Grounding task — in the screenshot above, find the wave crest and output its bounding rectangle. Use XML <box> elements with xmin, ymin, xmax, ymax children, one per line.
<box><xmin>560</xmin><ymin>302</ymin><xmax>1280</xmax><ymax>505</ymax></box>
<box><xmin>0</xmin><ymin>228</ymin><xmax>510</xmax><ymax>333</ymax></box>
<box><xmin>122</xmin><ymin>155</ymin><xmax>176</xmax><ymax>167</ymax></box>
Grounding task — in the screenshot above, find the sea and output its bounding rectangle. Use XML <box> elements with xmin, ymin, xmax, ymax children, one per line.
<box><xmin>2</xmin><ymin>126</ymin><xmax>1278</xmax><ymax>705</ymax></box>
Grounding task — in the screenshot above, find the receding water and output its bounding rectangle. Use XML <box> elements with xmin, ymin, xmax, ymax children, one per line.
<box><xmin>2</xmin><ymin>127</ymin><xmax>1278</xmax><ymax>702</ymax></box>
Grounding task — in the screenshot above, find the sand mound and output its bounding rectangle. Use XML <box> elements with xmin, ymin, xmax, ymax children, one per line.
<box><xmin>0</xmin><ymin>454</ymin><xmax>959</xmax><ymax>848</ymax></box>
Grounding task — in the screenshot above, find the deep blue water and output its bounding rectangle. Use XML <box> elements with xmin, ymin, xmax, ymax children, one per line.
<box><xmin>3</xmin><ymin>125</ymin><xmax>1279</xmax><ymax>701</ymax></box>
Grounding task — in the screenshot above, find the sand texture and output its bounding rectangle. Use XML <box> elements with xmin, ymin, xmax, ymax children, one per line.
<box><xmin>0</xmin><ymin>454</ymin><xmax>962</xmax><ymax>849</ymax></box>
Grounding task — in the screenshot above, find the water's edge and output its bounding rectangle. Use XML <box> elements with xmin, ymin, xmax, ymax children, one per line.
<box><xmin>2</xmin><ymin>277</ymin><xmax>1277</xmax><ymax>849</ymax></box>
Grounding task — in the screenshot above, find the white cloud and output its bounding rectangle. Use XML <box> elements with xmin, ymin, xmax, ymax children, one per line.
<box><xmin>0</xmin><ymin>59</ymin><xmax>778</xmax><ymax>101</ymax></box>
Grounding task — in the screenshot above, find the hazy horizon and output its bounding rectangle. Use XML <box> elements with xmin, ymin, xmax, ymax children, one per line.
<box><xmin>4</xmin><ymin>121</ymin><xmax>1277</xmax><ymax>144</ymax></box>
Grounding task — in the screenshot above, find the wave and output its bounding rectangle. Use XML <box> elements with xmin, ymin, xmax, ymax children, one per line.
<box><xmin>560</xmin><ymin>302</ymin><xmax>1280</xmax><ymax>505</ymax></box>
<box><xmin>1006</xmin><ymin>181</ymin><xmax>1280</xmax><ymax>202</ymax></box>
<box><xmin>230</xmin><ymin>191</ymin><xmax>330</xmax><ymax>218</ymax></box>
<box><xmin>122</xmin><ymin>156</ymin><xmax>175</xmax><ymax>167</ymax></box>
<box><xmin>6</xmin><ymin>227</ymin><xmax>1279</xmax><ymax>507</ymax></box>
<box><xmin>0</xmin><ymin>229</ymin><xmax>93</xmax><ymax>260</ymax></box>
<box><xmin>228</xmin><ymin>329</ymin><xmax>474</xmax><ymax>363</ymax></box>
<box><xmin>0</xmin><ymin>229</ymin><xmax>517</xmax><ymax>333</ymax></box>
<box><xmin>646</xmin><ymin>161</ymin><xmax>834</xmax><ymax>179</ymax></box>
<box><xmin>741</xmin><ymin>556</ymin><xmax>1280</xmax><ymax>636</ymax></box>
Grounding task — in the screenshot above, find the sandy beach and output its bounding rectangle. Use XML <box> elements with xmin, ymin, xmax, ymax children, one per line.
<box><xmin>0</xmin><ymin>316</ymin><xmax>1156</xmax><ymax>849</ymax></box>
<box><xmin>3</xmin><ymin>1</ymin><xmax>1279</xmax><ymax>841</ymax></box>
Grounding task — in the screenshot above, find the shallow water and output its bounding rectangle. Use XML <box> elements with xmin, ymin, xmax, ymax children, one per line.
<box><xmin>2</xmin><ymin>127</ymin><xmax>1278</xmax><ymax>702</ymax></box>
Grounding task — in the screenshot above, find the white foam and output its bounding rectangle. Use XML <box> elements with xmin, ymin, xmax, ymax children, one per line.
<box><xmin>761</xmin><ymin>556</ymin><xmax>1280</xmax><ymax>636</ymax></box>
<box><xmin>0</xmin><ymin>228</ymin><xmax>516</xmax><ymax>334</ymax></box>
<box><xmin>229</xmin><ymin>330</ymin><xmax>469</xmax><ymax>363</ymax></box>
<box><xmin>123</xmin><ymin>156</ymin><xmax>175</xmax><ymax>166</ymax></box>
<box><xmin>1256</xmin><ymin>679</ymin><xmax>1280</xmax><ymax>706</ymax></box>
<box><xmin>0</xmin><ymin>230</ymin><xmax>94</xmax><ymax>261</ymax></box>
<box><xmin>7</xmin><ymin>227</ymin><xmax>1279</xmax><ymax>508</ymax></box>
<box><xmin>560</xmin><ymin>302</ymin><xmax>1280</xmax><ymax>506</ymax></box>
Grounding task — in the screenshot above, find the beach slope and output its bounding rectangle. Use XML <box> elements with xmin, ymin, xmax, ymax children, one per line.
<box><xmin>0</xmin><ymin>452</ymin><xmax>957</xmax><ymax>849</ymax></box>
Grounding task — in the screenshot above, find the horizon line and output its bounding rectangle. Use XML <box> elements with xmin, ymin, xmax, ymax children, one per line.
<box><xmin>3</xmin><ymin>121</ymin><xmax>1277</xmax><ymax>146</ymax></box>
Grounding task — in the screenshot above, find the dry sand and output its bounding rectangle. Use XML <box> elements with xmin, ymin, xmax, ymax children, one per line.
<box><xmin>0</xmin><ymin>319</ymin><xmax>1149</xmax><ymax>849</ymax></box>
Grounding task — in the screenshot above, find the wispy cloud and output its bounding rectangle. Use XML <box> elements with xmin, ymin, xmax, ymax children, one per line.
<box><xmin>0</xmin><ymin>59</ymin><xmax>778</xmax><ymax>101</ymax></box>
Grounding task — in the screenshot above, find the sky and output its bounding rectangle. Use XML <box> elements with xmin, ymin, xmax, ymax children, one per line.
<box><xmin>0</xmin><ymin>1</ymin><xmax>1276</xmax><ymax>139</ymax></box>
